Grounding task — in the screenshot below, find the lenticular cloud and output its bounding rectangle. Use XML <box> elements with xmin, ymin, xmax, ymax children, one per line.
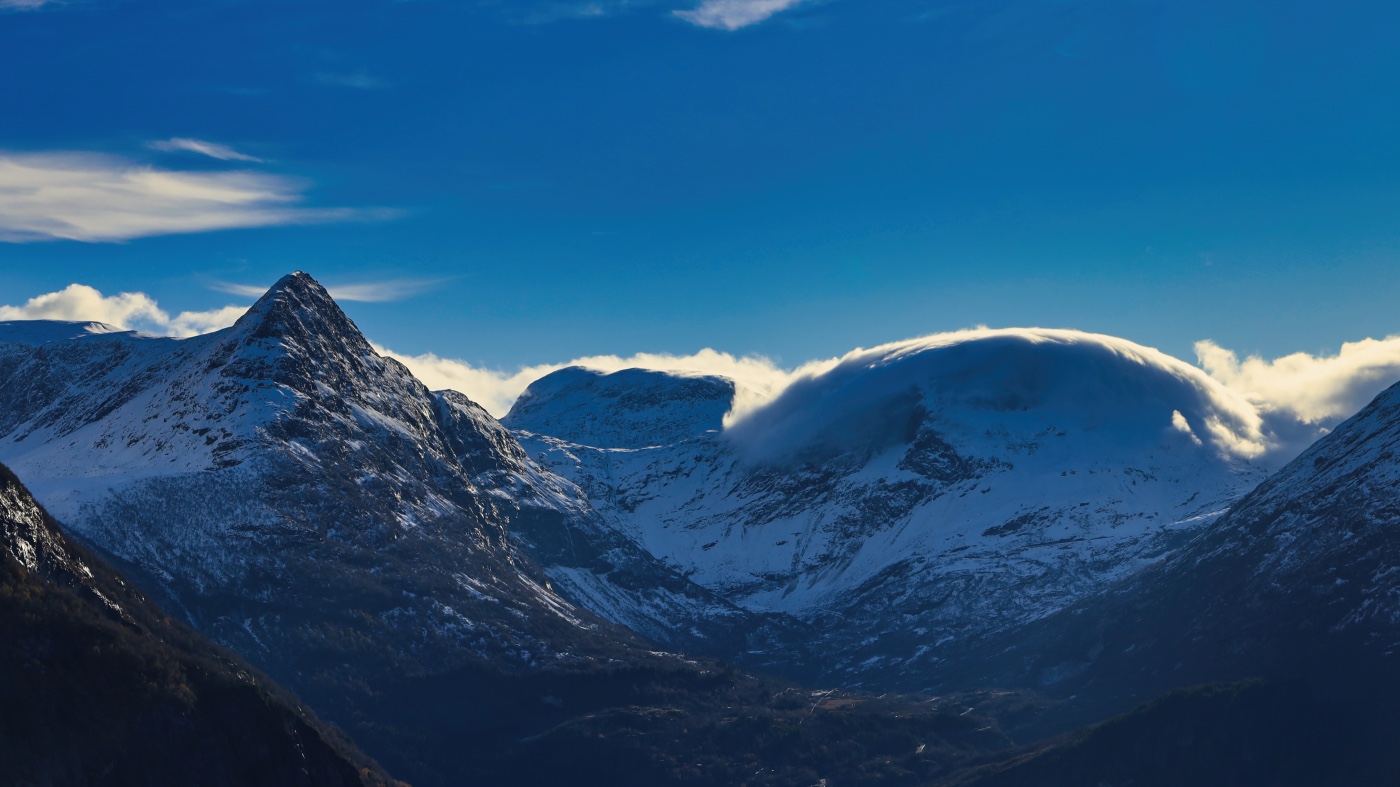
<box><xmin>0</xmin><ymin>151</ymin><xmax>363</xmax><ymax>242</ymax></box>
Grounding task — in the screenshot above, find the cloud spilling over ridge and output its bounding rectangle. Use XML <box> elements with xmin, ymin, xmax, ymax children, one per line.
<box><xmin>674</xmin><ymin>0</ymin><xmax>806</xmax><ymax>30</ymax></box>
<box><xmin>375</xmin><ymin>344</ymin><xmax>829</xmax><ymax>419</ymax></box>
<box><xmin>0</xmin><ymin>285</ymin><xmax>248</xmax><ymax>338</ymax></box>
<box><xmin>0</xmin><ymin>151</ymin><xmax>372</xmax><ymax>242</ymax></box>
<box><xmin>723</xmin><ymin>328</ymin><xmax>1274</xmax><ymax>464</ymax></box>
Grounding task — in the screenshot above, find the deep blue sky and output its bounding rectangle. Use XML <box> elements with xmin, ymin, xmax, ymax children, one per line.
<box><xmin>2</xmin><ymin>0</ymin><xmax>1399</xmax><ymax>370</ymax></box>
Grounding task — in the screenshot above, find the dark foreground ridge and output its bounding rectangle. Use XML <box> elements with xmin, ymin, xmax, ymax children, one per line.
<box><xmin>0</xmin><ymin>462</ymin><xmax>397</xmax><ymax>786</ymax></box>
<box><xmin>949</xmin><ymin>679</ymin><xmax>1400</xmax><ymax>787</ymax></box>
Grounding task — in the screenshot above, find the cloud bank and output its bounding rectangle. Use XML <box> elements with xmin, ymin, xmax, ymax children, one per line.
<box><xmin>6</xmin><ymin>281</ymin><xmax>1400</xmax><ymax>464</ymax></box>
<box><xmin>148</xmin><ymin>138</ymin><xmax>264</xmax><ymax>163</ymax></box>
<box><xmin>674</xmin><ymin>0</ymin><xmax>806</xmax><ymax>30</ymax></box>
<box><xmin>0</xmin><ymin>151</ymin><xmax>368</xmax><ymax>242</ymax></box>
<box><xmin>0</xmin><ymin>284</ymin><xmax>248</xmax><ymax>338</ymax></box>
<box><xmin>375</xmin><ymin>344</ymin><xmax>826</xmax><ymax>419</ymax></box>
<box><xmin>1196</xmin><ymin>337</ymin><xmax>1400</xmax><ymax>427</ymax></box>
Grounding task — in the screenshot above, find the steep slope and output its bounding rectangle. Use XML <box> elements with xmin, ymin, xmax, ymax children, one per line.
<box><xmin>507</xmin><ymin>330</ymin><xmax>1270</xmax><ymax>688</ymax></box>
<box><xmin>0</xmin><ymin>462</ymin><xmax>393</xmax><ymax>786</ymax></box>
<box><xmin>0</xmin><ymin>272</ymin><xmax>787</xmax><ymax>783</ymax></box>
<box><xmin>947</xmin><ymin>374</ymin><xmax>1400</xmax><ymax>712</ymax></box>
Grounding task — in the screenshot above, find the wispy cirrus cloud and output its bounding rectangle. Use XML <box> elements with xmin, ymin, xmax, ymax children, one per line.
<box><xmin>213</xmin><ymin>277</ymin><xmax>445</xmax><ymax>303</ymax></box>
<box><xmin>0</xmin><ymin>151</ymin><xmax>382</xmax><ymax>243</ymax></box>
<box><xmin>674</xmin><ymin>0</ymin><xmax>807</xmax><ymax>30</ymax></box>
<box><xmin>0</xmin><ymin>0</ymin><xmax>53</xmax><ymax>10</ymax></box>
<box><xmin>313</xmin><ymin>71</ymin><xmax>390</xmax><ymax>90</ymax></box>
<box><xmin>148</xmin><ymin>138</ymin><xmax>264</xmax><ymax>163</ymax></box>
<box><xmin>0</xmin><ymin>284</ymin><xmax>248</xmax><ymax>338</ymax></box>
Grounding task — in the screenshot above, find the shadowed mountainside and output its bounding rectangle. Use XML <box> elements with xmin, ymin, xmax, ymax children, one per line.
<box><xmin>0</xmin><ymin>462</ymin><xmax>396</xmax><ymax>787</ymax></box>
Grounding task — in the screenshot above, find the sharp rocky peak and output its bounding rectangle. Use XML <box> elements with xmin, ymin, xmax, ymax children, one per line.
<box><xmin>231</xmin><ymin>270</ymin><xmax>369</xmax><ymax>353</ymax></box>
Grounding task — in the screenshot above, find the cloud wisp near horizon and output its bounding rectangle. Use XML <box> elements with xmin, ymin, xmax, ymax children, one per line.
<box><xmin>0</xmin><ymin>151</ymin><xmax>382</xmax><ymax>242</ymax></box>
<box><xmin>3</xmin><ymin>281</ymin><xmax>1400</xmax><ymax>465</ymax></box>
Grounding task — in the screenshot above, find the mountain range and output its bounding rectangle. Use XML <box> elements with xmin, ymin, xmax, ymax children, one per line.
<box><xmin>6</xmin><ymin>270</ymin><xmax>1400</xmax><ymax>784</ymax></box>
<box><xmin>508</xmin><ymin>329</ymin><xmax>1270</xmax><ymax>687</ymax></box>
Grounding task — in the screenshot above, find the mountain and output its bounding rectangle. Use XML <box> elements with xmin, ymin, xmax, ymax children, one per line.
<box><xmin>0</xmin><ymin>272</ymin><xmax>615</xmax><ymax>673</ymax></box>
<box><xmin>506</xmin><ymin>329</ymin><xmax>1271</xmax><ymax>688</ymax></box>
<box><xmin>0</xmin><ymin>272</ymin><xmax>809</xmax><ymax>783</ymax></box>
<box><xmin>0</xmin><ymin>461</ymin><xmax>394</xmax><ymax>786</ymax></box>
<box><xmin>943</xmin><ymin>373</ymin><xmax>1400</xmax><ymax>718</ymax></box>
<box><xmin>506</xmin><ymin>365</ymin><xmax>735</xmax><ymax>449</ymax></box>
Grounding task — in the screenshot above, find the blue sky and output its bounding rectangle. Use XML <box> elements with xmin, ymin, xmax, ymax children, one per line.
<box><xmin>3</xmin><ymin>0</ymin><xmax>1400</xmax><ymax>410</ymax></box>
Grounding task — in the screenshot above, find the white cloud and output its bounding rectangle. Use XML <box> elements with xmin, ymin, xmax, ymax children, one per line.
<box><xmin>0</xmin><ymin>284</ymin><xmax>247</xmax><ymax>338</ymax></box>
<box><xmin>0</xmin><ymin>0</ymin><xmax>51</xmax><ymax>9</ymax></box>
<box><xmin>10</xmin><ymin>275</ymin><xmax>1400</xmax><ymax>465</ymax></box>
<box><xmin>215</xmin><ymin>278</ymin><xmax>446</xmax><ymax>303</ymax></box>
<box><xmin>166</xmin><ymin>304</ymin><xmax>251</xmax><ymax>337</ymax></box>
<box><xmin>674</xmin><ymin>0</ymin><xmax>806</xmax><ymax>30</ymax></box>
<box><xmin>148</xmin><ymin>138</ymin><xmax>264</xmax><ymax>163</ymax></box>
<box><xmin>0</xmin><ymin>151</ymin><xmax>370</xmax><ymax>243</ymax></box>
<box><xmin>360</xmin><ymin>330</ymin><xmax>1400</xmax><ymax>463</ymax></box>
<box><xmin>1196</xmin><ymin>337</ymin><xmax>1400</xmax><ymax>426</ymax></box>
<box><xmin>374</xmin><ymin>344</ymin><xmax>825</xmax><ymax>418</ymax></box>
<box><xmin>722</xmin><ymin>328</ymin><xmax>1274</xmax><ymax>463</ymax></box>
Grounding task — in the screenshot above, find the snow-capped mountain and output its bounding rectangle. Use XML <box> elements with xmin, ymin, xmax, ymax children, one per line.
<box><xmin>507</xmin><ymin>329</ymin><xmax>1272</xmax><ymax>687</ymax></box>
<box><xmin>0</xmin><ymin>273</ymin><xmax>805</xmax><ymax>767</ymax></box>
<box><xmin>947</xmin><ymin>372</ymin><xmax>1400</xmax><ymax>708</ymax></box>
<box><xmin>0</xmin><ymin>273</ymin><xmax>598</xmax><ymax>669</ymax></box>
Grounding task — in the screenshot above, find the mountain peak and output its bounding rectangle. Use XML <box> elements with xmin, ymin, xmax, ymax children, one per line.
<box><xmin>232</xmin><ymin>270</ymin><xmax>367</xmax><ymax>350</ymax></box>
<box><xmin>504</xmin><ymin>366</ymin><xmax>735</xmax><ymax>448</ymax></box>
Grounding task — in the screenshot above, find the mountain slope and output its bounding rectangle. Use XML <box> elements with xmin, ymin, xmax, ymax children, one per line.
<box><xmin>0</xmin><ymin>462</ymin><xmax>393</xmax><ymax>786</ymax></box>
<box><xmin>0</xmin><ymin>272</ymin><xmax>806</xmax><ymax>783</ymax></box>
<box><xmin>507</xmin><ymin>330</ymin><xmax>1270</xmax><ymax>688</ymax></box>
<box><xmin>942</xmin><ymin>374</ymin><xmax>1400</xmax><ymax>721</ymax></box>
